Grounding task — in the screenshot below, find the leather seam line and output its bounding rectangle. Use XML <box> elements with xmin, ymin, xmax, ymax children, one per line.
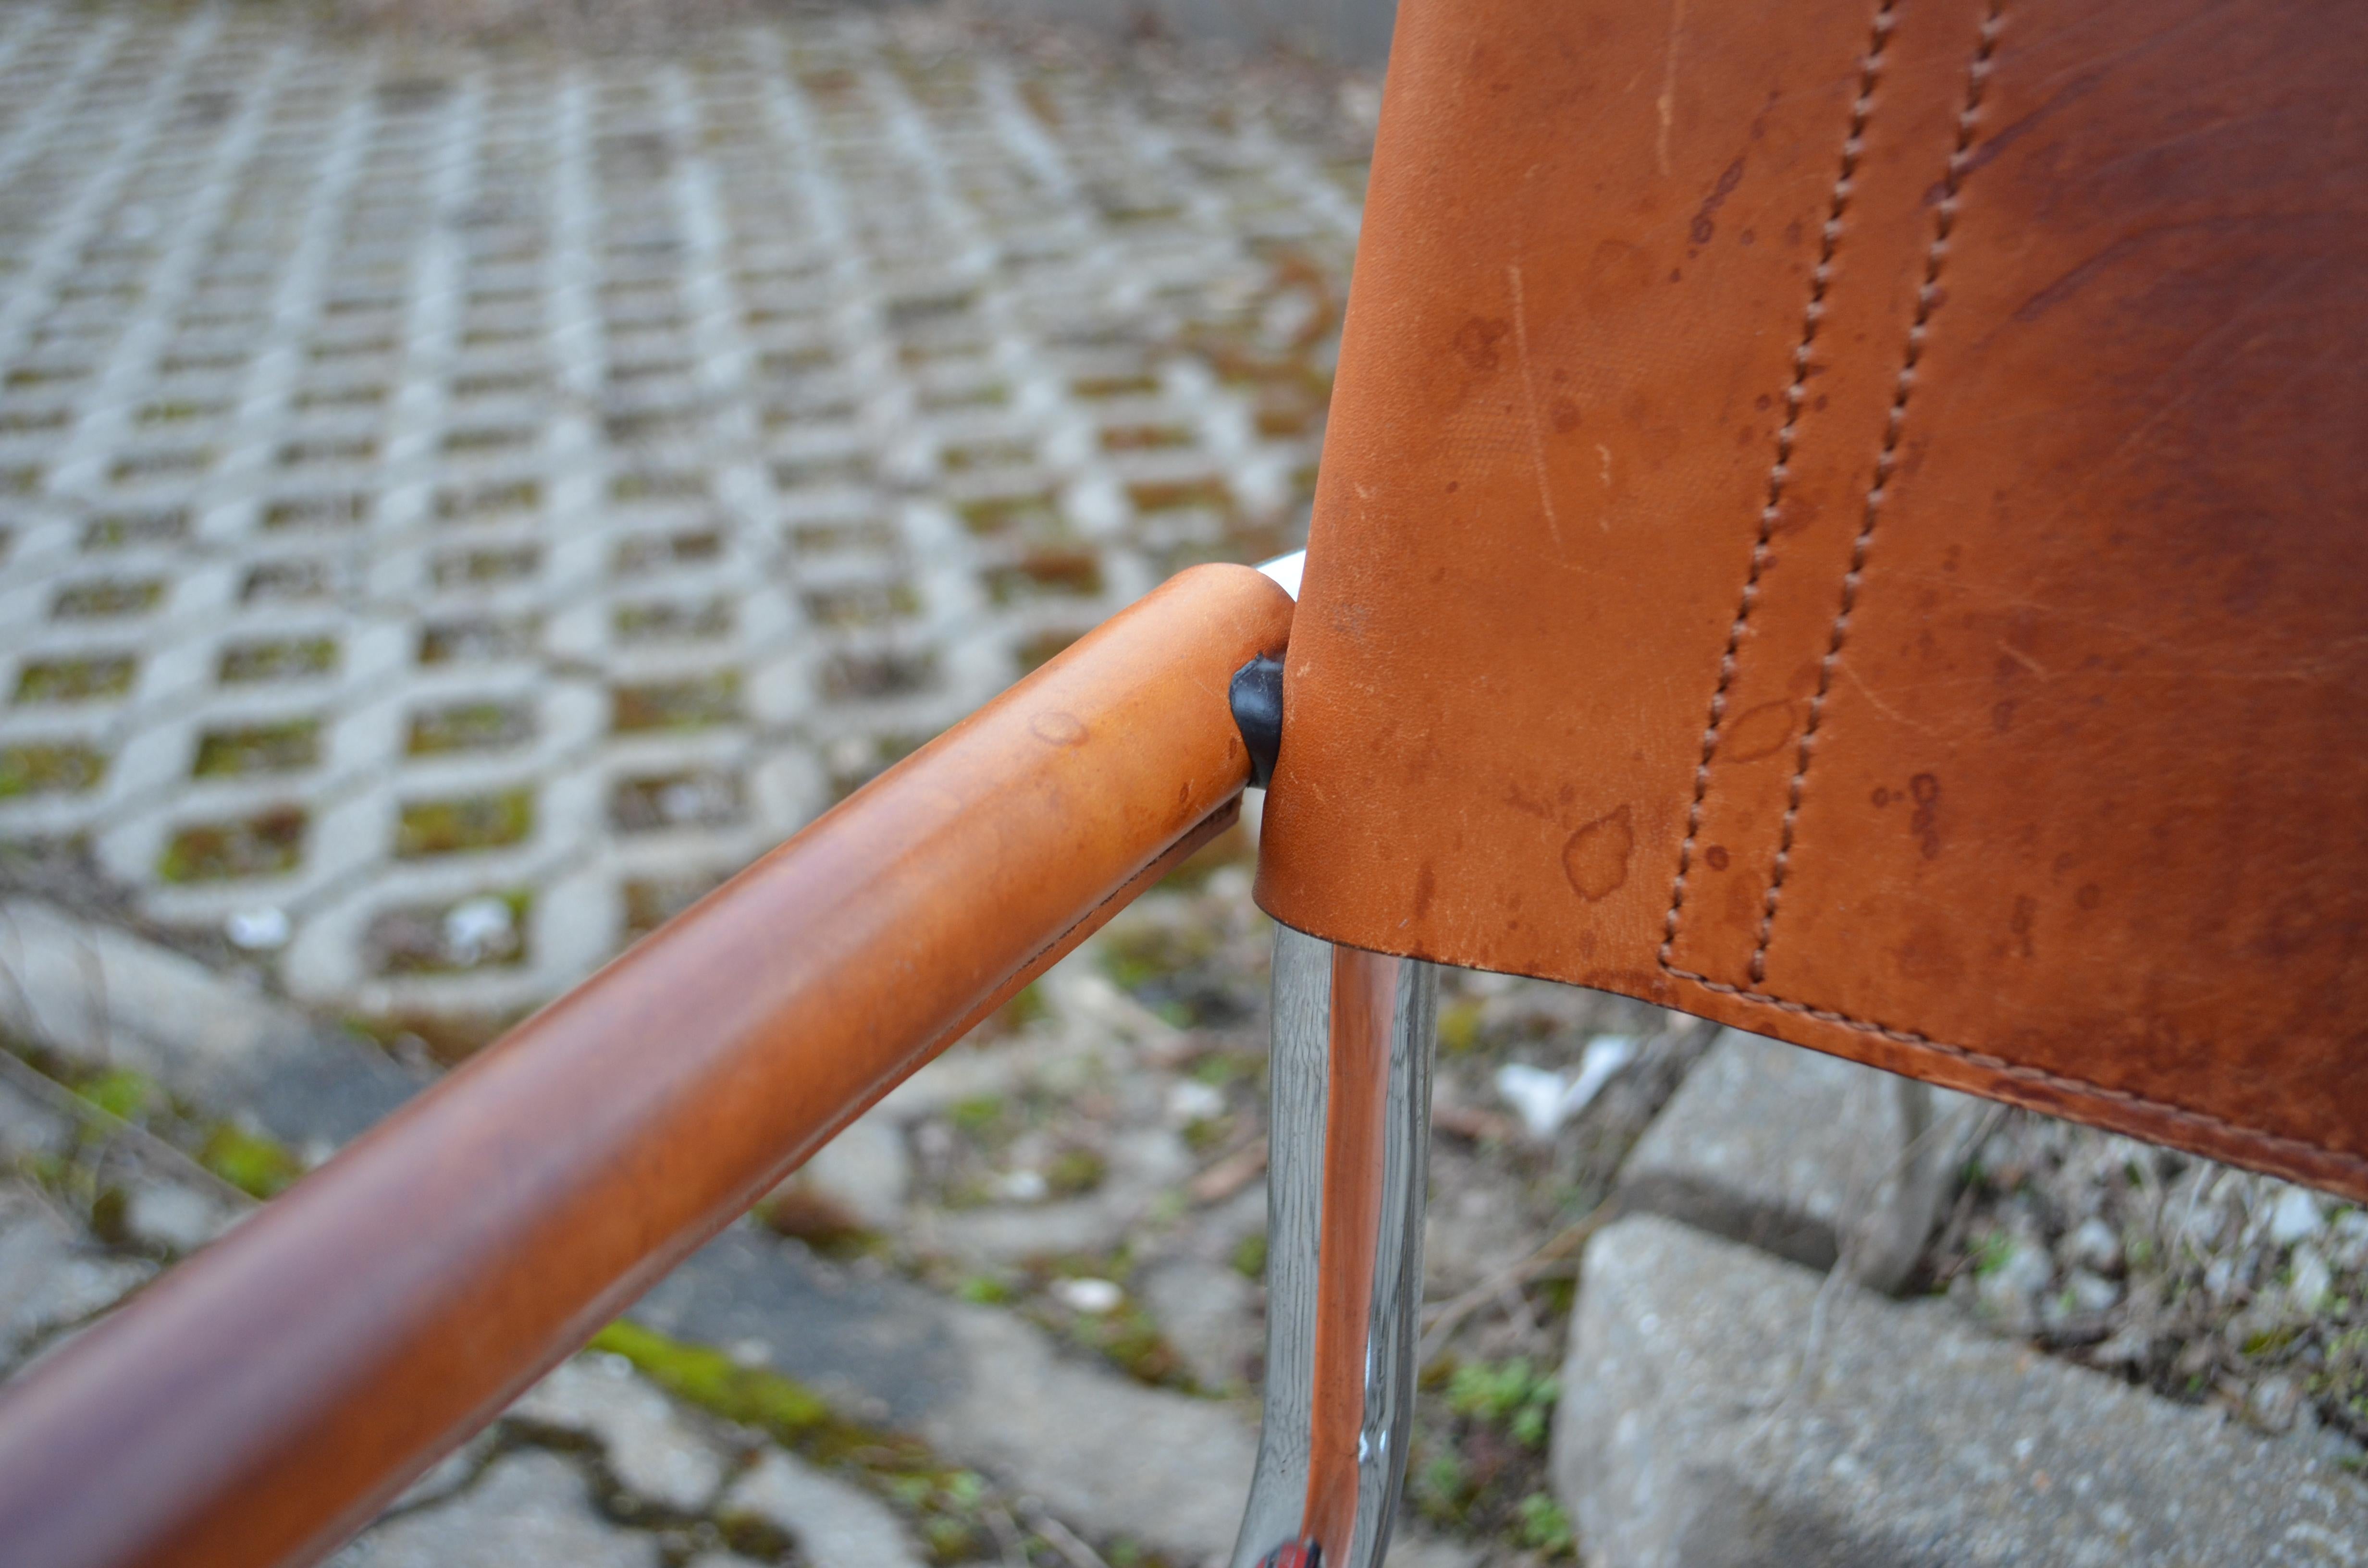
<box><xmin>1662</xmin><ymin>961</ymin><xmax>2368</xmax><ymax>1179</ymax></box>
<box><xmin>1658</xmin><ymin>0</ymin><xmax>1902</xmax><ymax>974</ymax></box>
<box><xmin>1748</xmin><ymin>0</ymin><xmax>2007</xmax><ymax>985</ymax></box>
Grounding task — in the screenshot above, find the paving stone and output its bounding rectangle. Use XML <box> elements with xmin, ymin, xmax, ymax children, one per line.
<box><xmin>508</xmin><ymin>1353</ymin><xmax>732</xmax><ymax>1515</ymax></box>
<box><xmin>1619</xmin><ymin>1027</ymin><xmax>1981</xmax><ymax>1290</ymax></box>
<box><xmin>630</xmin><ymin>1225</ymin><xmax>963</xmax><ymax>1427</ymax></box>
<box><xmin>0</xmin><ymin>0</ymin><xmax>1359</xmax><ymax>1032</ymax></box>
<box><xmin>0</xmin><ymin>896</ymin><xmax>302</xmax><ymax>1090</ymax></box>
<box><xmin>384</xmin><ymin>1426</ymin><xmax>499</xmax><ymax>1515</ymax></box>
<box><xmin>0</xmin><ymin>897</ymin><xmax>426</xmax><ymax>1148</ymax></box>
<box><xmin>0</xmin><ymin>1076</ymin><xmax>68</xmax><ymax>1158</ymax></box>
<box><xmin>919</xmin><ymin>1298</ymin><xmax>1259</xmax><ymax>1562</ymax></box>
<box><xmin>0</xmin><ymin>1181</ymin><xmax>153</xmax><ymax>1367</ymax></box>
<box><xmin>718</xmin><ymin>1446</ymin><xmax>927</xmax><ymax>1568</ymax></box>
<box><xmin>1553</xmin><ymin>1214</ymin><xmax>2366</xmax><ymax>1568</ymax></box>
<box><xmin>764</xmin><ymin>1110</ymin><xmax>910</xmax><ymax>1232</ymax></box>
<box><xmin>333</xmin><ymin>1449</ymin><xmax>661</xmax><ymax>1568</ymax></box>
<box><xmin>910</xmin><ymin>1119</ymin><xmax>1196</xmax><ymax>1265</ymax></box>
<box><xmin>1385</xmin><ymin>1532</ymin><xmax>1483</xmax><ymax>1568</ymax></box>
<box><xmin>121</xmin><ymin>1178</ymin><xmax>233</xmax><ymax>1253</ymax></box>
<box><xmin>1137</xmin><ymin>1255</ymin><xmax>1259</xmax><ymax>1391</ymax></box>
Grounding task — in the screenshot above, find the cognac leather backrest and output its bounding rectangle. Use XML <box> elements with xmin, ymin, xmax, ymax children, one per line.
<box><xmin>1256</xmin><ymin>0</ymin><xmax>2368</xmax><ymax>1198</ymax></box>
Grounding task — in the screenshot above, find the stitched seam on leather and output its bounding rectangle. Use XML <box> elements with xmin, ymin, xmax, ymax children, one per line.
<box><xmin>1624</xmin><ymin>5</ymin><xmax>2350</xmax><ymax>1178</ymax></box>
<box><xmin>1659</xmin><ymin>0</ymin><xmax>1901</xmax><ymax>974</ymax></box>
<box><xmin>1662</xmin><ymin>960</ymin><xmax>2367</xmax><ymax>1177</ymax></box>
<box><xmin>1748</xmin><ymin>1</ymin><xmax>2006</xmax><ymax>985</ymax></box>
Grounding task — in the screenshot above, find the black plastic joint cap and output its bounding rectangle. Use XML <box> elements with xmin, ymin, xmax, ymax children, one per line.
<box><xmin>1230</xmin><ymin>653</ymin><xmax>1284</xmax><ymax>789</ymax></box>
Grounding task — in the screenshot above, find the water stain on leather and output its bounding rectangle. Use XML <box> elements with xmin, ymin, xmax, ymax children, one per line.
<box><xmin>1894</xmin><ymin>921</ymin><xmax>1965</xmax><ymax>984</ymax></box>
<box><xmin>1562</xmin><ymin>804</ymin><xmax>1634</xmax><ymax>901</ymax></box>
<box><xmin>1720</xmin><ymin>699</ymin><xmax>1797</xmax><ymax>763</ymax></box>
<box><xmin>1454</xmin><ymin>316</ymin><xmax>1510</xmax><ymax>372</ymax></box>
<box><xmin>1688</xmin><ymin>155</ymin><xmax>1748</xmax><ymax>248</ymax></box>
<box><xmin>1909</xmin><ymin>772</ymin><xmax>1942</xmax><ymax>858</ymax></box>
<box><xmin>1029</xmin><ymin>711</ymin><xmax>1086</xmax><ymax>747</ymax></box>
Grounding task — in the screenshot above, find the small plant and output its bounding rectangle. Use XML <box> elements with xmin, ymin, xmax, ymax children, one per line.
<box><xmin>160</xmin><ymin>807</ymin><xmax>308</xmax><ymax>882</ymax></box>
<box><xmin>1513</xmin><ymin>1491</ymin><xmax>1576</xmax><ymax>1555</ymax></box>
<box><xmin>194</xmin><ymin>719</ymin><xmax>321</xmax><ymax>778</ymax></box>
<box><xmin>956</xmin><ymin>1274</ymin><xmax>1015</xmax><ymax>1305</ymax></box>
<box><xmin>0</xmin><ymin>742</ymin><xmax>107</xmax><ymax>798</ymax></box>
<box><xmin>949</xmin><ymin>1094</ymin><xmax>1006</xmax><ymax>1138</ymax></box>
<box><xmin>1968</xmin><ymin>1229</ymin><xmax>2015</xmax><ymax>1277</ymax></box>
<box><xmin>1230</xmin><ymin>1232</ymin><xmax>1268</xmax><ymax>1279</ymax></box>
<box><xmin>395</xmin><ymin>789</ymin><xmax>534</xmax><ymax>858</ymax></box>
<box><xmin>1412</xmin><ymin>1452</ymin><xmax>1470</xmax><ymax>1525</ymax></box>
<box><xmin>1448</xmin><ymin>1357</ymin><xmax>1559</xmax><ymax>1448</ymax></box>
<box><xmin>590</xmin><ymin>1320</ymin><xmax>829</xmax><ymax>1442</ymax></box>
<box><xmin>78</xmin><ymin>1067</ymin><xmax>159</xmax><ymax>1124</ymax></box>
<box><xmin>203</xmin><ymin>1124</ymin><xmax>302</xmax><ymax>1199</ymax></box>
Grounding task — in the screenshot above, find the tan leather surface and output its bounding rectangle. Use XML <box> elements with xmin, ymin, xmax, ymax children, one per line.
<box><xmin>1257</xmin><ymin>0</ymin><xmax>2368</xmax><ymax>1198</ymax></box>
<box><xmin>0</xmin><ymin>564</ymin><xmax>1291</xmax><ymax>1568</ymax></box>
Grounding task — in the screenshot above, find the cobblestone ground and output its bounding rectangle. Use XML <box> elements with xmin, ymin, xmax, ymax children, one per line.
<box><xmin>0</xmin><ymin>0</ymin><xmax>1362</xmax><ymax>1030</ymax></box>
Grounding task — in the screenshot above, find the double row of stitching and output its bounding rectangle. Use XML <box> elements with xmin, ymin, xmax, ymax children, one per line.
<box><xmin>1637</xmin><ymin>5</ymin><xmax>2358</xmax><ymax>1181</ymax></box>
<box><xmin>1748</xmin><ymin>0</ymin><xmax>2009</xmax><ymax>984</ymax></box>
<box><xmin>1657</xmin><ymin>0</ymin><xmax>1902</xmax><ymax>973</ymax></box>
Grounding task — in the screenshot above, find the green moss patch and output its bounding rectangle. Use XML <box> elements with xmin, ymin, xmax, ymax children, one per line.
<box><xmin>203</xmin><ymin>1123</ymin><xmax>303</xmax><ymax>1198</ymax></box>
<box><xmin>419</xmin><ymin>614</ymin><xmax>538</xmax><ymax>665</ymax></box>
<box><xmin>395</xmin><ymin>789</ymin><xmax>535</xmax><ymax>858</ymax></box>
<box><xmin>0</xmin><ymin>741</ymin><xmax>108</xmax><ymax>798</ymax></box>
<box><xmin>406</xmin><ymin>701</ymin><xmax>534</xmax><ymax>756</ymax></box>
<box><xmin>218</xmin><ymin>637</ymin><xmax>337</xmax><ymax>684</ymax></box>
<box><xmin>587</xmin><ymin>1321</ymin><xmax>998</xmax><ymax>1565</ymax></box>
<box><xmin>436</xmin><ymin>477</ymin><xmax>543</xmax><ymax>522</ymax></box>
<box><xmin>430</xmin><ymin>544</ymin><xmax>541</xmax><ymax>588</ymax></box>
<box><xmin>614</xmin><ymin>596</ymin><xmax>733</xmax><ymax>644</ymax></box>
<box><xmin>612</xmin><ymin>672</ymin><xmax>743</xmax><ymax>734</ymax></box>
<box><xmin>51</xmin><ymin>578</ymin><xmax>165</xmax><ymax>619</ymax></box>
<box><xmin>81</xmin><ymin>509</ymin><xmax>189</xmax><ymax>550</ymax></box>
<box><xmin>802</xmin><ymin>579</ymin><xmax>920</xmax><ymax>628</ymax></box>
<box><xmin>193</xmin><ymin>718</ymin><xmax>321</xmax><ymax>778</ymax></box>
<box><xmin>984</xmin><ymin>551</ymin><xmax>1102</xmax><ymax>605</ymax></box>
<box><xmin>261</xmin><ymin>493</ymin><xmax>370</xmax><ymax>531</ymax></box>
<box><xmin>954</xmin><ymin>490</ymin><xmax>1061</xmax><ymax>539</ymax></box>
<box><xmin>159</xmin><ymin>806</ymin><xmax>307</xmax><ymax>882</ymax></box>
<box><xmin>613</xmin><ymin>527</ymin><xmax>721</xmax><ymax>572</ymax></box>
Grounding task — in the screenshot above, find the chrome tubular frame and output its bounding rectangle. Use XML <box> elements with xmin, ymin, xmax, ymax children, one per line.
<box><xmin>1233</xmin><ymin>925</ymin><xmax>1439</xmax><ymax>1568</ymax></box>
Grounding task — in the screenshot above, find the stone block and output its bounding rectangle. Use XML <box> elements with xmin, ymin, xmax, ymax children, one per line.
<box><xmin>332</xmin><ymin>1450</ymin><xmax>659</xmax><ymax>1568</ymax></box>
<box><xmin>765</xmin><ymin>1112</ymin><xmax>910</xmax><ymax>1234</ymax></box>
<box><xmin>1137</xmin><ymin>1255</ymin><xmax>1259</xmax><ymax>1391</ymax></box>
<box><xmin>718</xmin><ymin>1447</ymin><xmax>926</xmax><ymax>1568</ymax></box>
<box><xmin>919</xmin><ymin>1300</ymin><xmax>1259</xmax><ymax>1562</ymax></box>
<box><xmin>122</xmin><ymin>1180</ymin><xmax>234</xmax><ymax>1254</ymax></box>
<box><xmin>1619</xmin><ymin>1027</ymin><xmax>1980</xmax><ymax>1289</ymax></box>
<box><xmin>1553</xmin><ymin>1215</ymin><xmax>2365</xmax><ymax>1568</ymax></box>
<box><xmin>0</xmin><ymin>1182</ymin><xmax>154</xmax><ymax>1368</ymax></box>
<box><xmin>508</xmin><ymin>1355</ymin><xmax>730</xmax><ymax>1516</ymax></box>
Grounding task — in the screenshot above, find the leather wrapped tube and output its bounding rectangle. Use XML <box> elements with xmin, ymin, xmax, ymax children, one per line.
<box><xmin>0</xmin><ymin>562</ymin><xmax>1294</xmax><ymax>1568</ymax></box>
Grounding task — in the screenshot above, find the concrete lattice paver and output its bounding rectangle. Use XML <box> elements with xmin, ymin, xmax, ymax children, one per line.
<box><xmin>0</xmin><ymin>0</ymin><xmax>1361</xmax><ymax>1020</ymax></box>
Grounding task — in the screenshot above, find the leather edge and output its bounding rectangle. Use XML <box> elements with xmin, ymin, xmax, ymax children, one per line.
<box><xmin>1256</xmin><ymin>901</ymin><xmax>2368</xmax><ymax>1204</ymax></box>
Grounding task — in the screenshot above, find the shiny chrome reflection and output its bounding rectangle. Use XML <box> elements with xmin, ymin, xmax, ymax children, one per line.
<box><xmin>1232</xmin><ymin>928</ymin><xmax>1438</xmax><ymax>1568</ymax></box>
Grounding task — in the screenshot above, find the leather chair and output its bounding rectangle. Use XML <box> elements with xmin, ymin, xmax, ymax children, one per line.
<box><xmin>1236</xmin><ymin>0</ymin><xmax>2367</xmax><ymax>1559</ymax></box>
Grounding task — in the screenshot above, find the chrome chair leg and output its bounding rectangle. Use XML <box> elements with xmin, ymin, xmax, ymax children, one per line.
<box><xmin>1233</xmin><ymin>926</ymin><xmax>1438</xmax><ymax>1568</ymax></box>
